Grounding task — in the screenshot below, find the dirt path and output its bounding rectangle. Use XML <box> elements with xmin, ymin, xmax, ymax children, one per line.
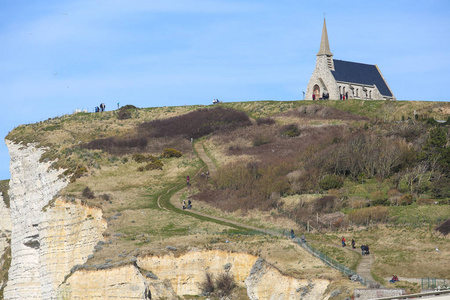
<box><xmin>194</xmin><ymin>142</ymin><xmax>217</xmax><ymax>176</ymax></box>
<box><xmin>354</xmin><ymin>250</ymin><xmax>376</xmax><ymax>282</ymax></box>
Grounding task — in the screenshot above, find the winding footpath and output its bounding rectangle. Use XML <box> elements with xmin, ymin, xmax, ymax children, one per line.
<box><xmin>161</xmin><ymin>141</ymin><xmax>379</xmax><ymax>286</ymax></box>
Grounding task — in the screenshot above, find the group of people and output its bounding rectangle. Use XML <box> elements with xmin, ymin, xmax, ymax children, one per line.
<box><xmin>95</xmin><ymin>103</ymin><xmax>106</xmax><ymax>112</ymax></box>
<box><xmin>341</xmin><ymin>237</ymin><xmax>370</xmax><ymax>255</ymax></box>
<box><xmin>183</xmin><ymin>199</ymin><xmax>192</xmax><ymax>210</ymax></box>
<box><xmin>389</xmin><ymin>275</ymin><xmax>399</xmax><ymax>283</ymax></box>
<box><xmin>340</xmin><ymin>92</ymin><xmax>348</xmax><ymax>100</ymax></box>
<box><xmin>212</xmin><ymin>99</ymin><xmax>220</xmax><ymax>104</ymax></box>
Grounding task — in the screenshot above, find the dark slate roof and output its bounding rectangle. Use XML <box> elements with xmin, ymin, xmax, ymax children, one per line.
<box><xmin>331</xmin><ymin>59</ymin><xmax>393</xmax><ymax>97</ymax></box>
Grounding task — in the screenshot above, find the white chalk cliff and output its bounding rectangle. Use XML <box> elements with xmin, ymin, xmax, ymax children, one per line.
<box><xmin>4</xmin><ymin>142</ymin><xmax>106</xmax><ymax>300</ymax></box>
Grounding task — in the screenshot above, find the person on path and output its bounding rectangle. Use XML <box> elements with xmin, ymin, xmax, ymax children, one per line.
<box><xmin>389</xmin><ymin>275</ymin><xmax>399</xmax><ymax>283</ymax></box>
<box><xmin>290</xmin><ymin>229</ymin><xmax>295</xmax><ymax>239</ymax></box>
<box><xmin>183</xmin><ymin>199</ymin><xmax>186</xmax><ymax>209</ymax></box>
<box><xmin>351</xmin><ymin>239</ymin><xmax>356</xmax><ymax>249</ymax></box>
<box><xmin>341</xmin><ymin>236</ymin><xmax>346</xmax><ymax>247</ymax></box>
<box><xmin>186</xmin><ymin>175</ymin><xmax>190</xmax><ymax>187</ymax></box>
<box><xmin>117</xmin><ymin>102</ymin><xmax>120</xmax><ymax>109</ymax></box>
<box><xmin>301</xmin><ymin>234</ymin><xmax>306</xmax><ymax>243</ymax></box>
<box><xmin>188</xmin><ymin>199</ymin><xmax>192</xmax><ymax>209</ymax></box>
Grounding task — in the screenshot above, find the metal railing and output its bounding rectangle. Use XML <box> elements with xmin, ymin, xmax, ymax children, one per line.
<box><xmin>421</xmin><ymin>278</ymin><xmax>449</xmax><ymax>291</ymax></box>
<box><xmin>287</xmin><ymin>233</ymin><xmax>379</xmax><ymax>288</ymax></box>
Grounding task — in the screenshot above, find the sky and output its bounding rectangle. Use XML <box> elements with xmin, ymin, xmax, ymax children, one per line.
<box><xmin>1</xmin><ymin>0</ymin><xmax>450</xmax><ymax>180</ymax></box>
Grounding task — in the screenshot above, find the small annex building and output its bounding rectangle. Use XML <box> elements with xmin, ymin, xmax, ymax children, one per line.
<box><xmin>305</xmin><ymin>19</ymin><xmax>395</xmax><ymax>101</ymax></box>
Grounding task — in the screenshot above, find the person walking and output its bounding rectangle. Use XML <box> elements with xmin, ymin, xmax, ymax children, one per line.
<box><xmin>341</xmin><ymin>236</ymin><xmax>346</xmax><ymax>247</ymax></box>
<box><xmin>351</xmin><ymin>239</ymin><xmax>356</xmax><ymax>249</ymax></box>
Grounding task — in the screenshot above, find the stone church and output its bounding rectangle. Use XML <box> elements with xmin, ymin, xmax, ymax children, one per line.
<box><xmin>305</xmin><ymin>19</ymin><xmax>395</xmax><ymax>101</ymax></box>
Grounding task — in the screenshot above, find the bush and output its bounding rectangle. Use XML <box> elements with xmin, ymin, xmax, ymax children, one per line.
<box><xmin>117</xmin><ymin>107</ymin><xmax>132</xmax><ymax>120</ymax></box>
<box><xmin>144</xmin><ymin>160</ymin><xmax>164</xmax><ymax>170</ymax></box>
<box><xmin>256</xmin><ymin>117</ymin><xmax>276</xmax><ymax>126</ymax></box>
<box><xmin>398</xmin><ymin>194</ymin><xmax>413</xmax><ymax>206</ymax></box>
<box><xmin>319</xmin><ymin>174</ymin><xmax>344</xmax><ymax>190</ymax></box>
<box><xmin>253</xmin><ymin>135</ymin><xmax>270</xmax><ymax>146</ymax></box>
<box><xmin>280</xmin><ymin>124</ymin><xmax>300</xmax><ymax>138</ymax></box>
<box><xmin>82</xmin><ymin>187</ymin><xmax>95</xmax><ymax>199</ymax></box>
<box><xmin>215</xmin><ymin>272</ymin><xmax>236</xmax><ymax>297</ymax></box>
<box><xmin>416</xmin><ymin>198</ymin><xmax>435</xmax><ymax>205</ymax></box>
<box><xmin>163</xmin><ymin>148</ymin><xmax>182</xmax><ymax>158</ymax></box>
<box><xmin>83</xmin><ymin>137</ymin><xmax>148</xmax><ymax>155</ymax></box>
<box><xmin>314</xmin><ymin>196</ymin><xmax>336</xmax><ymax>213</ymax></box>
<box><xmin>435</xmin><ymin>218</ymin><xmax>450</xmax><ymax>235</ymax></box>
<box><xmin>71</xmin><ymin>166</ymin><xmax>87</xmax><ymax>183</ymax></box>
<box><xmin>199</xmin><ymin>273</ymin><xmax>215</xmax><ymax>296</ymax></box>
<box><xmin>347</xmin><ymin>206</ymin><xmax>389</xmax><ymax>225</ymax></box>
<box><xmin>138</xmin><ymin>107</ymin><xmax>251</xmax><ymax>139</ymax></box>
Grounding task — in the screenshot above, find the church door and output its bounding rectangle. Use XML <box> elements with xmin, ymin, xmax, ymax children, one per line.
<box><xmin>313</xmin><ymin>84</ymin><xmax>320</xmax><ymax>100</ymax></box>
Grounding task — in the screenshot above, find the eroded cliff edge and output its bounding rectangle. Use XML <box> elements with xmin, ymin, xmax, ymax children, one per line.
<box><xmin>4</xmin><ymin>142</ymin><xmax>106</xmax><ymax>300</ymax></box>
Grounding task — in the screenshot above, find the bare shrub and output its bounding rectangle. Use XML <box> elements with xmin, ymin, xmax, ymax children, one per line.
<box><xmin>313</xmin><ymin>196</ymin><xmax>337</xmax><ymax>213</ymax></box>
<box><xmin>199</xmin><ymin>273</ymin><xmax>214</xmax><ymax>295</ymax></box>
<box><xmin>319</xmin><ymin>174</ymin><xmax>344</xmax><ymax>190</ymax></box>
<box><xmin>398</xmin><ymin>194</ymin><xmax>413</xmax><ymax>206</ymax></box>
<box><xmin>82</xmin><ymin>137</ymin><xmax>148</xmax><ymax>155</ymax></box>
<box><xmin>138</xmin><ymin>107</ymin><xmax>251</xmax><ymax>139</ymax></box>
<box><xmin>215</xmin><ymin>272</ymin><xmax>236</xmax><ymax>297</ymax></box>
<box><xmin>256</xmin><ymin>117</ymin><xmax>276</xmax><ymax>126</ymax></box>
<box><xmin>348</xmin><ymin>196</ymin><xmax>368</xmax><ymax>209</ymax></box>
<box><xmin>280</xmin><ymin>124</ymin><xmax>300</xmax><ymax>138</ymax></box>
<box><xmin>82</xmin><ymin>187</ymin><xmax>95</xmax><ymax>199</ymax></box>
<box><xmin>416</xmin><ymin>198</ymin><xmax>435</xmax><ymax>205</ymax></box>
<box><xmin>435</xmin><ymin>219</ymin><xmax>450</xmax><ymax>235</ymax></box>
<box><xmin>347</xmin><ymin>206</ymin><xmax>388</xmax><ymax>225</ymax></box>
<box><xmin>100</xmin><ymin>194</ymin><xmax>110</xmax><ymax>201</ymax></box>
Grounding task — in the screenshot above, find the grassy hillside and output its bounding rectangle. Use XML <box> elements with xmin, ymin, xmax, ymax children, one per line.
<box><xmin>5</xmin><ymin>99</ymin><xmax>450</xmax><ymax>296</ymax></box>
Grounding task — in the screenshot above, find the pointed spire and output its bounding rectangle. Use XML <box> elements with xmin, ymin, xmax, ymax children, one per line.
<box><xmin>317</xmin><ymin>18</ymin><xmax>333</xmax><ymax>57</ymax></box>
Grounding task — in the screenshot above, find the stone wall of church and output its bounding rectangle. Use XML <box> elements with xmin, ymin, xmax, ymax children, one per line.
<box><xmin>336</xmin><ymin>82</ymin><xmax>383</xmax><ymax>100</ymax></box>
<box><xmin>305</xmin><ymin>56</ymin><xmax>339</xmax><ymax>100</ymax></box>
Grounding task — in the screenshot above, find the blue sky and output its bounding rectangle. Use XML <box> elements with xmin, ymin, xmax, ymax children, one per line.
<box><xmin>1</xmin><ymin>0</ymin><xmax>450</xmax><ymax>180</ymax></box>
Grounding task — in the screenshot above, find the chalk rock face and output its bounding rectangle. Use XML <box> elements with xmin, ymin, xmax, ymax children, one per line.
<box><xmin>4</xmin><ymin>142</ymin><xmax>106</xmax><ymax>300</ymax></box>
<box><xmin>57</xmin><ymin>264</ymin><xmax>150</xmax><ymax>300</ymax></box>
<box><xmin>138</xmin><ymin>249</ymin><xmax>258</xmax><ymax>297</ymax></box>
<box><xmin>245</xmin><ymin>258</ymin><xmax>330</xmax><ymax>300</ymax></box>
<box><xmin>138</xmin><ymin>250</ymin><xmax>330</xmax><ymax>299</ymax></box>
<box><xmin>0</xmin><ymin>194</ymin><xmax>11</xmax><ymax>258</ymax></box>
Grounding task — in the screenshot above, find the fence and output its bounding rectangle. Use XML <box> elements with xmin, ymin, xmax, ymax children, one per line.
<box><xmin>286</xmin><ymin>232</ymin><xmax>379</xmax><ymax>288</ymax></box>
<box><xmin>421</xmin><ymin>278</ymin><xmax>449</xmax><ymax>291</ymax></box>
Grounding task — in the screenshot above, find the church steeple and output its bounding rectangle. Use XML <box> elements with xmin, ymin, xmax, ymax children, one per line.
<box><xmin>317</xmin><ymin>18</ymin><xmax>334</xmax><ymax>70</ymax></box>
<box><xmin>317</xmin><ymin>18</ymin><xmax>333</xmax><ymax>56</ymax></box>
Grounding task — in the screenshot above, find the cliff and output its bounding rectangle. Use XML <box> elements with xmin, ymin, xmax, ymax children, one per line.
<box><xmin>3</xmin><ymin>142</ymin><xmax>106</xmax><ymax>300</ymax></box>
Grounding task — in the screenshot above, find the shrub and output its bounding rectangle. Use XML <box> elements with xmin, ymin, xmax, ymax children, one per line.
<box><xmin>100</xmin><ymin>194</ymin><xmax>111</xmax><ymax>201</ymax></box>
<box><xmin>280</xmin><ymin>124</ymin><xmax>300</xmax><ymax>138</ymax></box>
<box><xmin>398</xmin><ymin>194</ymin><xmax>413</xmax><ymax>206</ymax></box>
<box><xmin>253</xmin><ymin>135</ymin><xmax>270</xmax><ymax>146</ymax></box>
<box><xmin>132</xmin><ymin>153</ymin><xmax>147</xmax><ymax>163</ymax></box>
<box><xmin>314</xmin><ymin>196</ymin><xmax>336</xmax><ymax>213</ymax></box>
<box><xmin>117</xmin><ymin>108</ymin><xmax>132</xmax><ymax>120</ymax></box>
<box><xmin>71</xmin><ymin>166</ymin><xmax>87</xmax><ymax>182</ymax></box>
<box><xmin>0</xmin><ymin>180</ymin><xmax>10</xmax><ymax>208</ymax></box>
<box><xmin>83</xmin><ymin>137</ymin><xmax>148</xmax><ymax>155</ymax></box>
<box><xmin>138</xmin><ymin>107</ymin><xmax>251</xmax><ymax>139</ymax></box>
<box><xmin>163</xmin><ymin>148</ymin><xmax>182</xmax><ymax>158</ymax></box>
<box><xmin>416</xmin><ymin>198</ymin><xmax>435</xmax><ymax>205</ymax></box>
<box><xmin>144</xmin><ymin>160</ymin><xmax>164</xmax><ymax>170</ymax></box>
<box><xmin>199</xmin><ymin>273</ymin><xmax>215</xmax><ymax>296</ymax></box>
<box><xmin>319</xmin><ymin>174</ymin><xmax>344</xmax><ymax>190</ymax></box>
<box><xmin>347</xmin><ymin>206</ymin><xmax>389</xmax><ymax>225</ymax></box>
<box><xmin>82</xmin><ymin>187</ymin><xmax>95</xmax><ymax>199</ymax></box>
<box><xmin>256</xmin><ymin>117</ymin><xmax>276</xmax><ymax>126</ymax></box>
<box><xmin>435</xmin><ymin>219</ymin><xmax>450</xmax><ymax>235</ymax></box>
<box><xmin>215</xmin><ymin>272</ymin><xmax>236</xmax><ymax>297</ymax></box>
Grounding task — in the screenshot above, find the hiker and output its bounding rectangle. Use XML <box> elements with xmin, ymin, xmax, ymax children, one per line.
<box><xmin>301</xmin><ymin>234</ymin><xmax>306</xmax><ymax>243</ymax></box>
<box><xmin>365</xmin><ymin>245</ymin><xmax>370</xmax><ymax>255</ymax></box>
<box><xmin>389</xmin><ymin>275</ymin><xmax>399</xmax><ymax>283</ymax></box>
<box><xmin>100</xmin><ymin>103</ymin><xmax>105</xmax><ymax>112</ymax></box>
<box><xmin>95</xmin><ymin>106</ymin><xmax>99</xmax><ymax>113</ymax></box>
<box><xmin>341</xmin><ymin>236</ymin><xmax>346</xmax><ymax>247</ymax></box>
<box><xmin>290</xmin><ymin>229</ymin><xmax>295</xmax><ymax>239</ymax></box>
<box><xmin>188</xmin><ymin>199</ymin><xmax>192</xmax><ymax>209</ymax></box>
<box><xmin>205</xmin><ymin>171</ymin><xmax>210</xmax><ymax>179</ymax></box>
<box><xmin>186</xmin><ymin>175</ymin><xmax>190</xmax><ymax>187</ymax></box>
<box><xmin>312</xmin><ymin>94</ymin><xmax>315</xmax><ymax>100</ymax></box>
<box><xmin>351</xmin><ymin>239</ymin><xmax>356</xmax><ymax>249</ymax></box>
<box><xmin>183</xmin><ymin>199</ymin><xmax>186</xmax><ymax>209</ymax></box>
<box><xmin>361</xmin><ymin>245</ymin><xmax>366</xmax><ymax>256</ymax></box>
<box><xmin>117</xmin><ymin>102</ymin><xmax>120</xmax><ymax>109</ymax></box>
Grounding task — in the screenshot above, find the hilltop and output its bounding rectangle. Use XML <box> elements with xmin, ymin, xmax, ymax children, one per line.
<box><xmin>2</xmin><ymin>99</ymin><xmax>450</xmax><ymax>299</ymax></box>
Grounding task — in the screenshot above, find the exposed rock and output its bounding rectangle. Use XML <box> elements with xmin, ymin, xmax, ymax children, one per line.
<box><xmin>4</xmin><ymin>142</ymin><xmax>107</xmax><ymax>300</ymax></box>
<box><xmin>57</xmin><ymin>263</ymin><xmax>150</xmax><ymax>299</ymax></box>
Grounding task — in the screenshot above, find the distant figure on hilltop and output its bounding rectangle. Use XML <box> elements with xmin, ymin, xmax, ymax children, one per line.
<box><xmin>100</xmin><ymin>103</ymin><xmax>105</xmax><ymax>112</ymax></box>
<box><xmin>213</xmin><ymin>99</ymin><xmax>220</xmax><ymax>104</ymax></box>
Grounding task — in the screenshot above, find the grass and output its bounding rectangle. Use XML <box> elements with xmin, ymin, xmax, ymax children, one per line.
<box><xmin>0</xmin><ymin>180</ymin><xmax>10</xmax><ymax>208</ymax></box>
